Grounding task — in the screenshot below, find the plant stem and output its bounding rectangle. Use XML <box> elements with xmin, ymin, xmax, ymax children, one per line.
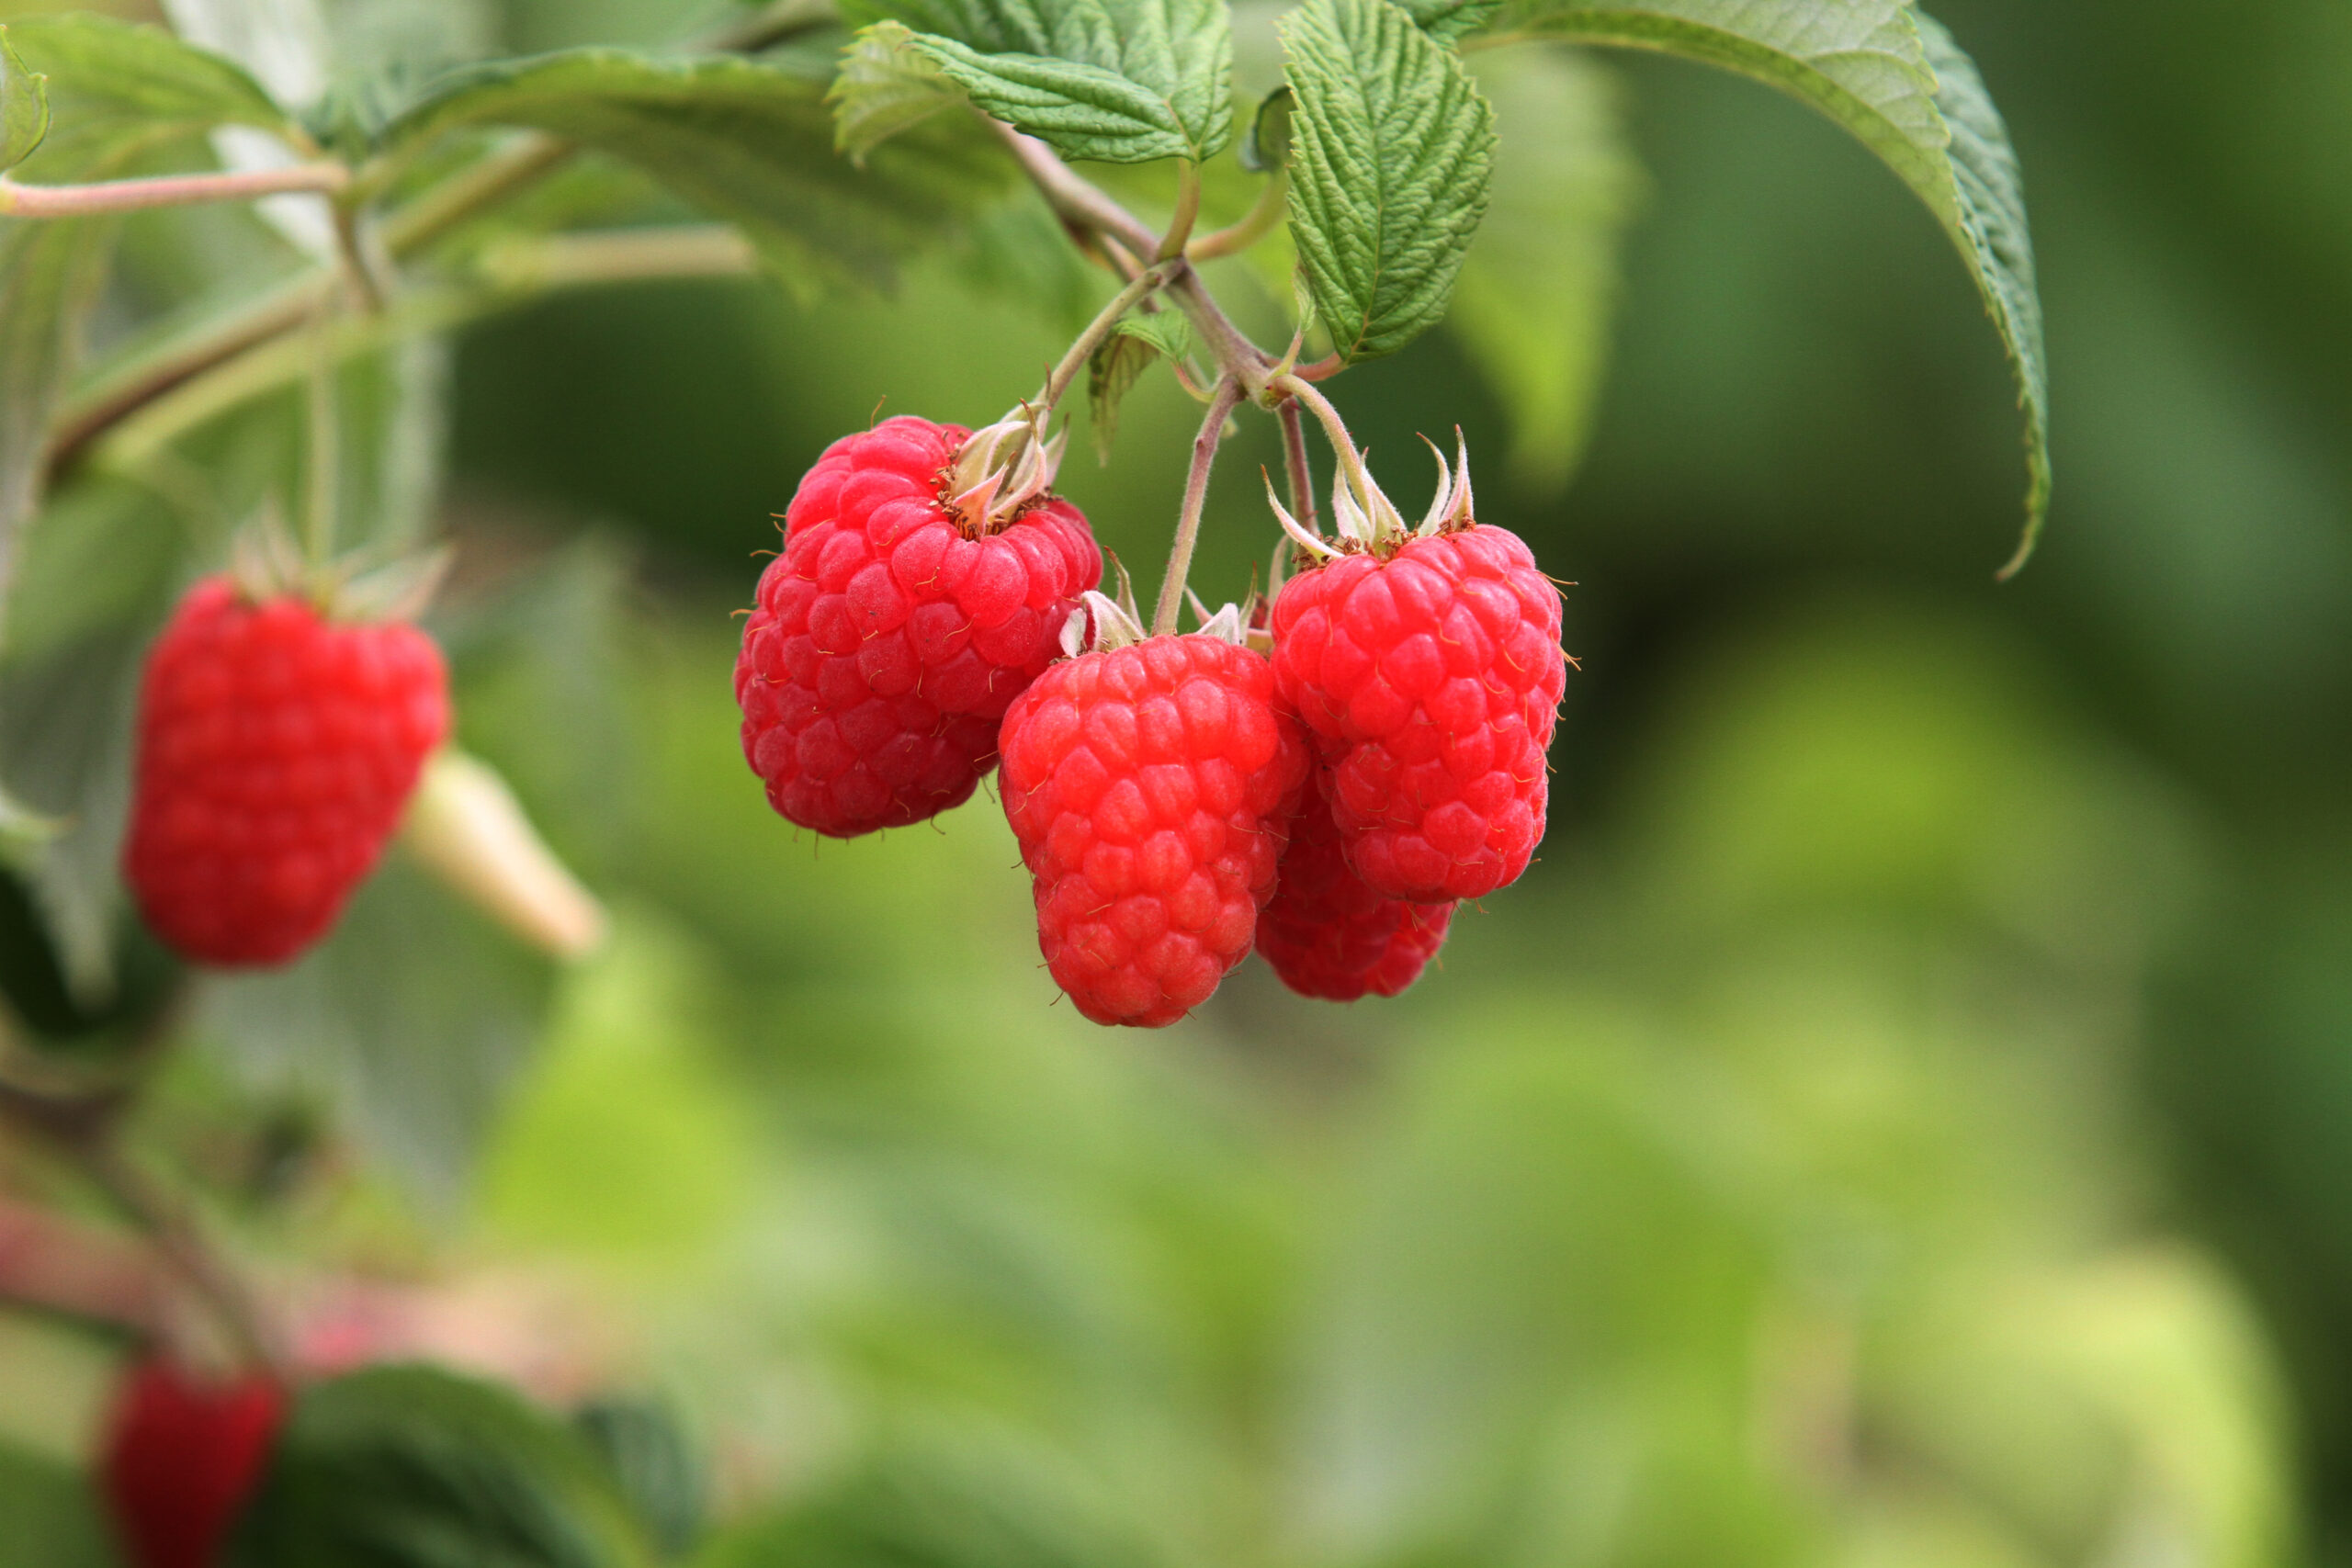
<box><xmin>301</xmin><ymin>306</ymin><xmax>337</xmax><ymax>568</ymax></box>
<box><xmin>1272</xmin><ymin>371</ymin><xmax>1373</xmax><ymax>501</ymax></box>
<box><xmin>1157</xmin><ymin>161</ymin><xmax>1202</xmax><ymax>261</ymax></box>
<box><xmin>0</xmin><ymin>162</ymin><xmax>349</xmax><ymax>217</ymax></box>
<box><xmin>1189</xmin><ymin>169</ymin><xmax>1286</xmax><ymax>261</ymax></box>
<box><xmin>1279</xmin><ymin>395</ymin><xmax>1317</xmax><ymax>530</ymax></box>
<box><xmin>374</xmin><ymin>133</ymin><xmax>573</xmax><ymax>255</ymax></box>
<box><xmin>1152</xmin><ymin>377</ymin><xmax>1244</xmax><ymax>637</ymax></box>
<box><xmin>74</xmin><ymin>1140</ymin><xmax>288</xmax><ymax>1379</ymax></box>
<box><xmin>475</xmin><ymin>224</ymin><xmax>757</xmax><ymax>290</ymax></box>
<box><xmin>1038</xmin><ymin>264</ymin><xmax>1167</xmax><ymax>412</ymax></box>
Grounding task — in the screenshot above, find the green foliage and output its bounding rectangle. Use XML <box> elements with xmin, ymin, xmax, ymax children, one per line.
<box><xmin>1281</xmin><ymin>0</ymin><xmax>1496</xmax><ymax>362</ymax></box>
<box><xmin>1390</xmin><ymin>0</ymin><xmax>1502</xmax><ymax>47</ymax></box>
<box><xmin>0</xmin><ymin>1443</ymin><xmax>114</xmax><ymax>1568</ymax></box>
<box><xmin>228</xmin><ymin>1364</ymin><xmax>656</xmax><ymax>1568</ymax></box>
<box><xmin>1492</xmin><ymin>0</ymin><xmax>2048</xmax><ymax>563</ymax></box>
<box><xmin>0</xmin><ymin>14</ymin><xmax>302</xmax><ymax>662</ymax></box>
<box><xmin>830</xmin><ymin>21</ymin><xmax>967</xmax><ymax>164</ymax></box>
<box><xmin>1447</xmin><ymin>46</ymin><xmax>1639</xmax><ymax>488</ymax></box>
<box><xmin>1086</xmin><ymin>308</ymin><xmax>1193</xmax><ymax>461</ymax></box>
<box><xmin>845</xmin><ymin>0</ymin><xmax>1233</xmax><ymax>164</ymax></box>
<box><xmin>0</xmin><ymin>28</ymin><xmax>49</xmax><ymax>173</ymax></box>
<box><xmin>381</xmin><ymin>50</ymin><xmax>1012</xmax><ymax>293</ymax></box>
<box><xmin>573</xmin><ymin>1398</ymin><xmax>706</xmax><ymax>1561</ymax></box>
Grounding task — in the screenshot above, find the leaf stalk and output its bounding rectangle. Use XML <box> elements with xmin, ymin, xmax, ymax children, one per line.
<box><xmin>0</xmin><ymin>160</ymin><xmax>348</xmax><ymax>217</ymax></box>
<box><xmin>1152</xmin><ymin>376</ymin><xmax>1244</xmax><ymax>637</ymax></box>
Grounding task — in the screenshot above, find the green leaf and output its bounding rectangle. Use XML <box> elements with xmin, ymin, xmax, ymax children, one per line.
<box><xmin>575</xmin><ymin>1398</ymin><xmax>706</xmax><ymax>1560</ymax></box>
<box><xmin>0</xmin><ymin>28</ymin><xmax>50</xmax><ymax>172</ymax></box>
<box><xmin>0</xmin><ymin>15</ymin><xmax>303</xmax><ymax>660</ymax></box>
<box><xmin>848</xmin><ymin>0</ymin><xmax>1233</xmax><ymax>164</ymax></box>
<box><xmin>831</xmin><ymin>21</ymin><xmax>968</xmax><ymax>164</ymax></box>
<box><xmin>1237</xmin><ymin>85</ymin><xmax>1288</xmax><ymax>174</ymax></box>
<box><xmin>229</xmin><ymin>1364</ymin><xmax>656</xmax><ymax>1568</ymax></box>
<box><xmin>3</xmin><ymin>14</ymin><xmax>299</xmax><ymax>169</ymax></box>
<box><xmin>381</xmin><ymin>50</ymin><xmax>1012</xmax><ymax>295</ymax></box>
<box><xmin>1086</xmin><ymin>309</ymin><xmax>1193</xmax><ymax>461</ymax></box>
<box><xmin>1447</xmin><ymin>47</ymin><xmax>1641</xmax><ymax>489</ymax></box>
<box><xmin>1281</xmin><ymin>0</ymin><xmax>1496</xmax><ymax>361</ymax></box>
<box><xmin>0</xmin><ymin>1443</ymin><xmax>113</xmax><ymax>1568</ymax></box>
<box><xmin>1395</xmin><ymin>0</ymin><xmax>1502</xmax><ymax>46</ymax></box>
<box><xmin>1489</xmin><ymin>0</ymin><xmax>2050</xmax><ymax>569</ymax></box>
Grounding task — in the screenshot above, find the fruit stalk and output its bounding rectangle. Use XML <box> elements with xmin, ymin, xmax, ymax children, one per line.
<box><xmin>0</xmin><ymin>161</ymin><xmax>348</xmax><ymax>217</ymax></box>
<box><xmin>1038</xmin><ymin>263</ymin><xmax>1170</xmax><ymax>414</ymax></box>
<box><xmin>1153</xmin><ymin>376</ymin><xmax>1245</xmax><ymax>636</ymax></box>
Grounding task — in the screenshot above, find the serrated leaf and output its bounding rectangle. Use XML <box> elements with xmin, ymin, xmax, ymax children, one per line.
<box><xmin>831</xmin><ymin>21</ymin><xmax>968</xmax><ymax>163</ymax></box>
<box><xmin>1490</xmin><ymin>0</ymin><xmax>2049</xmax><ymax>567</ymax></box>
<box><xmin>229</xmin><ymin>1364</ymin><xmax>656</xmax><ymax>1568</ymax></box>
<box><xmin>0</xmin><ymin>28</ymin><xmax>49</xmax><ymax>172</ymax></box>
<box><xmin>381</xmin><ymin>49</ymin><xmax>1012</xmax><ymax>295</ymax></box>
<box><xmin>1282</xmin><ymin>0</ymin><xmax>1495</xmax><ymax>361</ymax></box>
<box><xmin>1448</xmin><ymin>47</ymin><xmax>1640</xmax><ymax>489</ymax></box>
<box><xmin>849</xmin><ymin>0</ymin><xmax>1233</xmax><ymax>164</ymax></box>
<box><xmin>3</xmin><ymin>14</ymin><xmax>298</xmax><ymax>168</ymax></box>
<box><xmin>1394</xmin><ymin>0</ymin><xmax>1501</xmax><ymax>46</ymax></box>
<box><xmin>1238</xmin><ymin>85</ymin><xmax>1288</xmax><ymax>173</ymax></box>
<box><xmin>1086</xmin><ymin>310</ymin><xmax>1193</xmax><ymax>462</ymax></box>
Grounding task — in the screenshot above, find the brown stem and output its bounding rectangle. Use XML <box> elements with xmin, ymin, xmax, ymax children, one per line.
<box><xmin>1038</xmin><ymin>264</ymin><xmax>1168</xmax><ymax>413</ymax></box>
<box><xmin>0</xmin><ymin>162</ymin><xmax>349</xmax><ymax>218</ymax></box>
<box><xmin>1152</xmin><ymin>377</ymin><xmax>1244</xmax><ymax>637</ymax></box>
<box><xmin>0</xmin><ymin>1192</ymin><xmax>165</xmax><ymax>1334</ymax></box>
<box><xmin>1279</xmin><ymin>396</ymin><xmax>1317</xmax><ymax>531</ymax></box>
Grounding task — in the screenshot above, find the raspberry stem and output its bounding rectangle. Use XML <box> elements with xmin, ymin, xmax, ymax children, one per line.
<box><xmin>0</xmin><ymin>161</ymin><xmax>348</xmax><ymax>217</ymax></box>
<box><xmin>301</xmin><ymin>305</ymin><xmax>338</xmax><ymax>571</ymax></box>
<box><xmin>1151</xmin><ymin>376</ymin><xmax>1244</xmax><ymax>637</ymax></box>
<box><xmin>1037</xmin><ymin>263</ymin><xmax>1170</xmax><ymax>415</ymax></box>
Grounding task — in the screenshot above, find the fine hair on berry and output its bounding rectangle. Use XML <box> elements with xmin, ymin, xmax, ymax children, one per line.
<box><xmin>123</xmin><ymin>577</ymin><xmax>449</xmax><ymax>967</ymax></box>
<box><xmin>999</xmin><ymin>634</ymin><xmax>1308</xmax><ymax>1027</ymax></box>
<box><xmin>736</xmin><ymin>416</ymin><xmax>1101</xmax><ymax>837</ymax></box>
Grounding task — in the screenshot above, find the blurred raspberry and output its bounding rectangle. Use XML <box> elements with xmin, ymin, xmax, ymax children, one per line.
<box><xmin>1268</xmin><ymin>525</ymin><xmax>1565</xmax><ymax>900</ymax></box>
<box><xmin>100</xmin><ymin>1357</ymin><xmax>285</xmax><ymax>1568</ymax></box>
<box><xmin>123</xmin><ymin>577</ymin><xmax>448</xmax><ymax>966</ymax></box>
<box><xmin>735</xmin><ymin>416</ymin><xmax>1101</xmax><ymax>837</ymax></box>
<box><xmin>1257</xmin><ymin>780</ymin><xmax>1455</xmax><ymax>999</ymax></box>
<box><xmin>999</xmin><ymin>634</ymin><xmax>1308</xmax><ymax>1027</ymax></box>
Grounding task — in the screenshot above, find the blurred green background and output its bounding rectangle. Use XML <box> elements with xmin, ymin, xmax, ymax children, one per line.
<box><xmin>3</xmin><ymin>0</ymin><xmax>2349</xmax><ymax>1564</ymax></box>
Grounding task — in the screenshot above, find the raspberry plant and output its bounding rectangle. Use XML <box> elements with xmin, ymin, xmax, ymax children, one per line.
<box><xmin>0</xmin><ymin>0</ymin><xmax>2047</xmax><ymax>1561</ymax></box>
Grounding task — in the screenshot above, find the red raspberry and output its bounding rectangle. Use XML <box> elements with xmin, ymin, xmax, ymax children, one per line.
<box><xmin>123</xmin><ymin>577</ymin><xmax>449</xmax><ymax>966</ymax></box>
<box><xmin>735</xmin><ymin>416</ymin><xmax>1101</xmax><ymax>837</ymax></box>
<box><xmin>100</xmin><ymin>1357</ymin><xmax>286</xmax><ymax>1568</ymax></box>
<box><xmin>1268</xmin><ymin>525</ymin><xmax>1565</xmax><ymax>900</ymax></box>
<box><xmin>999</xmin><ymin>635</ymin><xmax>1309</xmax><ymax>1027</ymax></box>
<box><xmin>1257</xmin><ymin>781</ymin><xmax>1455</xmax><ymax>999</ymax></box>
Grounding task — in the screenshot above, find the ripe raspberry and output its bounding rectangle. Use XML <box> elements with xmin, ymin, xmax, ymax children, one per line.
<box><xmin>123</xmin><ymin>577</ymin><xmax>449</xmax><ymax>967</ymax></box>
<box><xmin>1000</xmin><ymin>634</ymin><xmax>1308</xmax><ymax>1027</ymax></box>
<box><xmin>1269</xmin><ymin>525</ymin><xmax>1564</xmax><ymax>900</ymax></box>
<box><xmin>1257</xmin><ymin>781</ymin><xmax>1455</xmax><ymax>999</ymax></box>
<box><xmin>735</xmin><ymin>415</ymin><xmax>1101</xmax><ymax>837</ymax></box>
<box><xmin>100</xmin><ymin>1358</ymin><xmax>286</xmax><ymax>1568</ymax></box>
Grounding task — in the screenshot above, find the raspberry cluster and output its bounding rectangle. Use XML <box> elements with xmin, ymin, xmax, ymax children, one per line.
<box><xmin>732</xmin><ymin>416</ymin><xmax>1567</xmax><ymax>1027</ymax></box>
<box><xmin>123</xmin><ymin>577</ymin><xmax>448</xmax><ymax>967</ymax></box>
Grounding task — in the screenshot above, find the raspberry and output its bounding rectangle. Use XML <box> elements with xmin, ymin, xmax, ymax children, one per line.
<box><xmin>123</xmin><ymin>577</ymin><xmax>449</xmax><ymax>967</ymax></box>
<box><xmin>1257</xmin><ymin>781</ymin><xmax>1455</xmax><ymax>999</ymax></box>
<box><xmin>999</xmin><ymin>634</ymin><xmax>1309</xmax><ymax>1027</ymax></box>
<box><xmin>1268</xmin><ymin>525</ymin><xmax>1565</xmax><ymax>900</ymax></box>
<box><xmin>100</xmin><ymin>1358</ymin><xmax>286</xmax><ymax>1568</ymax></box>
<box><xmin>735</xmin><ymin>415</ymin><xmax>1101</xmax><ymax>837</ymax></box>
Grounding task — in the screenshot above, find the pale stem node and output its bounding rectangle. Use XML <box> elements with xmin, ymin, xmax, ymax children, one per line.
<box><xmin>401</xmin><ymin>749</ymin><xmax>607</xmax><ymax>960</ymax></box>
<box><xmin>0</xmin><ymin>161</ymin><xmax>349</xmax><ymax>218</ymax></box>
